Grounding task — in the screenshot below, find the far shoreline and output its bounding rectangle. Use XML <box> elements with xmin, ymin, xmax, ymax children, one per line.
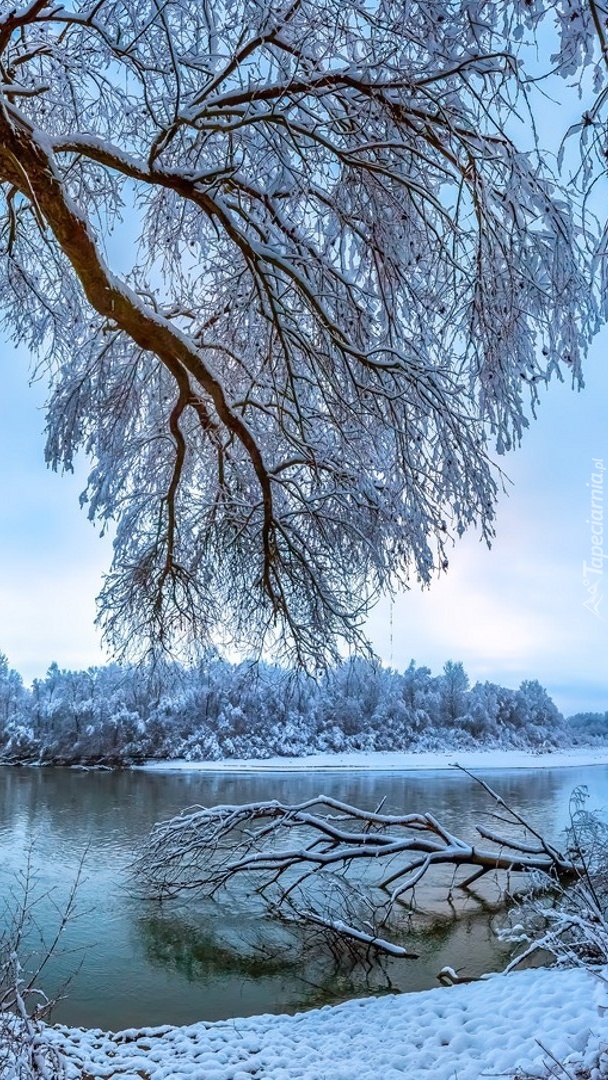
<box><xmin>136</xmin><ymin>746</ymin><xmax>608</xmax><ymax>774</ymax></box>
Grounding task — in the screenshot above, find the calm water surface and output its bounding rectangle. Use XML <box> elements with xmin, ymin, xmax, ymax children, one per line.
<box><xmin>1</xmin><ymin>764</ymin><xmax>607</xmax><ymax>1030</ymax></box>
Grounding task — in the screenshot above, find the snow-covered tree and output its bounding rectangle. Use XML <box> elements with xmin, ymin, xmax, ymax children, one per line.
<box><xmin>0</xmin><ymin>653</ymin><xmax>25</xmax><ymax>728</ymax></box>
<box><xmin>0</xmin><ymin>653</ymin><xmax>34</xmax><ymax>760</ymax></box>
<box><xmin>438</xmin><ymin>660</ymin><xmax>470</xmax><ymax>726</ymax></box>
<box><xmin>0</xmin><ymin>1</ymin><xmax>602</xmax><ymax>664</ymax></box>
<box><xmin>513</xmin><ymin>679</ymin><xmax>565</xmax><ymax>747</ymax></box>
<box><xmin>567</xmin><ymin>710</ymin><xmax>608</xmax><ymax>743</ymax></box>
<box><xmin>136</xmin><ymin>783</ymin><xmax>581</xmax><ymax>958</ymax></box>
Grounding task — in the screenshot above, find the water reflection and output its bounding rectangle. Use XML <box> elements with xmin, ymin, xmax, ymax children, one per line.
<box><xmin>137</xmin><ymin>908</ymin><xmax>402</xmax><ymax>1011</ymax></box>
<box><xmin>139</xmin><ymin>912</ymin><xmax>296</xmax><ymax>981</ymax></box>
<box><xmin>0</xmin><ymin>764</ymin><xmax>605</xmax><ymax>1029</ymax></box>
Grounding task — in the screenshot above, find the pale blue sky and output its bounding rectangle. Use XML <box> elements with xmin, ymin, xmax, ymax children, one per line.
<box><xmin>367</xmin><ymin>339</ymin><xmax>608</xmax><ymax>715</ymax></box>
<box><xmin>1</xmin><ymin>330</ymin><xmax>607</xmax><ymax>715</ymax></box>
<box><xmin>0</xmin><ymin>344</ymin><xmax>109</xmax><ymax>679</ymax></box>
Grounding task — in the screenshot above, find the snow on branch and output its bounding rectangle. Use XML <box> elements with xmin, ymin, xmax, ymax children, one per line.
<box><xmin>135</xmin><ymin>780</ymin><xmax>580</xmax><ymax>957</ymax></box>
<box><xmin>0</xmin><ymin>1</ymin><xmax>601</xmax><ymax>665</ymax></box>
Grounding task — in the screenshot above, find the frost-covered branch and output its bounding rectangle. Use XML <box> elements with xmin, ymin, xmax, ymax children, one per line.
<box><xmin>135</xmin><ymin>787</ymin><xmax>580</xmax><ymax>956</ymax></box>
<box><xmin>0</xmin><ymin>1</ymin><xmax>602</xmax><ymax>664</ymax></box>
<box><xmin>498</xmin><ymin>788</ymin><xmax>608</xmax><ymax>978</ymax></box>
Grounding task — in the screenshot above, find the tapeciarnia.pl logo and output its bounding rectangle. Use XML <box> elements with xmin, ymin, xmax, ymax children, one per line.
<box><xmin>583</xmin><ymin>458</ymin><xmax>606</xmax><ymax>619</ymax></box>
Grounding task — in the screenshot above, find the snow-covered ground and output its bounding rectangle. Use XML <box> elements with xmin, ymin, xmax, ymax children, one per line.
<box><xmin>140</xmin><ymin>746</ymin><xmax>608</xmax><ymax>773</ymax></box>
<box><xmin>51</xmin><ymin>965</ymin><xmax>608</xmax><ymax>1080</ymax></box>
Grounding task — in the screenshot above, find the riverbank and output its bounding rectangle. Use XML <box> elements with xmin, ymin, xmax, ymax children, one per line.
<box><xmin>48</xmin><ymin>964</ymin><xmax>608</xmax><ymax>1079</ymax></box>
<box><xmin>139</xmin><ymin>746</ymin><xmax>608</xmax><ymax>773</ymax></box>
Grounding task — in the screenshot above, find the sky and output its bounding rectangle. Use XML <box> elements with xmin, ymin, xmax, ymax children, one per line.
<box><xmin>0</xmin><ymin>345</ymin><xmax>110</xmax><ymax>681</ymax></box>
<box><xmin>1</xmin><ymin>327</ymin><xmax>607</xmax><ymax>715</ymax></box>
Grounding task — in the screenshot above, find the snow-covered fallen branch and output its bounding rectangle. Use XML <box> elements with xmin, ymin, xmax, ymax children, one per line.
<box><xmin>135</xmin><ymin>779</ymin><xmax>580</xmax><ymax>957</ymax></box>
<box><xmin>498</xmin><ymin>788</ymin><xmax>608</xmax><ymax>983</ymax></box>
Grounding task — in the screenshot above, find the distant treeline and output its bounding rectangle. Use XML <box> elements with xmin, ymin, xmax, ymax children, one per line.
<box><xmin>0</xmin><ymin>653</ymin><xmax>602</xmax><ymax>765</ymax></box>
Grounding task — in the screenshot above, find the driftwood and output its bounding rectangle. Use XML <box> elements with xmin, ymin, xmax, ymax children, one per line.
<box><xmin>135</xmin><ymin>772</ymin><xmax>580</xmax><ymax>958</ymax></box>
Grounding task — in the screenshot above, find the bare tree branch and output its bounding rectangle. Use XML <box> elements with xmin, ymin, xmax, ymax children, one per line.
<box><xmin>135</xmin><ymin>784</ymin><xmax>580</xmax><ymax>957</ymax></box>
<box><xmin>0</xmin><ymin>0</ymin><xmax>600</xmax><ymax>664</ymax></box>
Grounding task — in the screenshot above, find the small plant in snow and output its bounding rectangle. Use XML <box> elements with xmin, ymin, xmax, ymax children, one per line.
<box><xmin>0</xmin><ymin>855</ymin><xmax>85</xmax><ymax>1080</ymax></box>
<box><xmin>0</xmin><ymin>949</ymin><xmax>67</xmax><ymax>1080</ymax></box>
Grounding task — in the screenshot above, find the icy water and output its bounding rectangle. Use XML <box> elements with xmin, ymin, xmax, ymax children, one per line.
<box><xmin>1</xmin><ymin>764</ymin><xmax>607</xmax><ymax>1030</ymax></box>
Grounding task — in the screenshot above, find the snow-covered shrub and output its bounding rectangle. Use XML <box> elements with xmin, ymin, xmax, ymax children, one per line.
<box><xmin>0</xmin><ymin>854</ymin><xmax>85</xmax><ymax>1080</ymax></box>
<box><xmin>0</xmin><ymin>958</ymin><xmax>67</xmax><ymax>1080</ymax></box>
<box><xmin>499</xmin><ymin>789</ymin><xmax>608</xmax><ymax>971</ymax></box>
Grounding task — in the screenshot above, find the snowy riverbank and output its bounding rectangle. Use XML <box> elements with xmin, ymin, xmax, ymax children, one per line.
<box><xmin>139</xmin><ymin>746</ymin><xmax>608</xmax><ymax>773</ymax></box>
<box><xmin>50</xmin><ymin>965</ymin><xmax>608</xmax><ymax>1080</ymax></box>
<box><xmin>39</xmin><ymin>747</ymin><xmax>608</xmax><ymax>1079</ymax></box>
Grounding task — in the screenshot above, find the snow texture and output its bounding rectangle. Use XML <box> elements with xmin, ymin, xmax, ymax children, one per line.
<box><xmin>140</xmin><ymin>747</ymin><xmax>608</xmax><ymax>772</ymax></box>
<box><xmin>49</xmin><ymin>966</ymin><xmax>608</xmax><ymax>1080</ymax></box>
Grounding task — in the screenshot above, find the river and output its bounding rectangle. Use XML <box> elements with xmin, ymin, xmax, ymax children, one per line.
<box><xmin>1</xmin><ymin>763</ymin><xmax>606</xmax><ymax>1030</ymax></box>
